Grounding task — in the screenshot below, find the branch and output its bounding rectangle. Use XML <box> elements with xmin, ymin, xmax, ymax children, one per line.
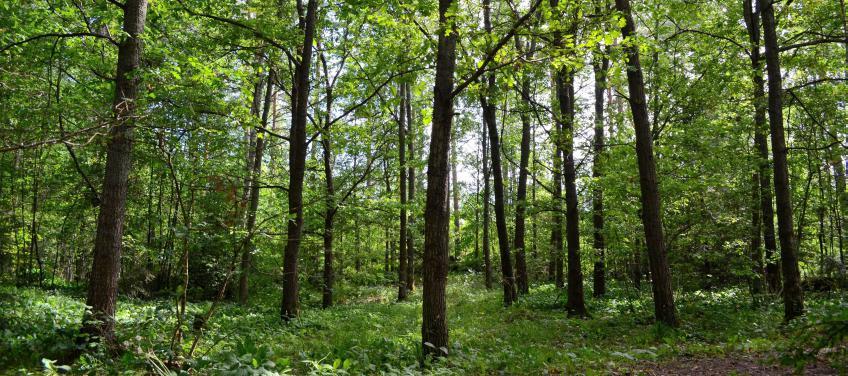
<box><xmin>450</xmin><ymin>0</ymin><xmax>543</xmax><ymax>98</ymax></box>
<box><xmin>0</xmin><ymin>32</ymin><xmax>116</xmax><ymax>53</ymax></box>
<box><xmin>779</xmin><ymin>37</ymin><xmax>848</xmax><ymax>52</ymax></box>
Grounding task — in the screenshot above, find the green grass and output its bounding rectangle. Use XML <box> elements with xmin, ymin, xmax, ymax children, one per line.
<box><xmin>1</xmin><ymin>275</ymin><xmax>845</xmax><ymax>374</ymax></box>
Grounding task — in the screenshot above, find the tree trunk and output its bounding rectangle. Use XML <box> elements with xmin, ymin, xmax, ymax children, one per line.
<box><xmin>422</xmin><ymin>0</ymin><xmax>457</xmax><ymax>358</ymax></box>
<box><xmin>615</xmin><ymin>0</ymin><xmax>678</xmax><ymax>327</ymax></box>
<box><xmin>281</xmin><ymin>0</ymin><xmax>318</xmax><ymax>321</ymax></box>
<box><xmin>239</xmin><ymin>70</ymin><xmax>274</xmax><ymax>305</ymax></box>
<box><xmin>482</xmin><ymin>105</ymin><xmax>493</xmax><ymax>290</ymax></box>
<box><xmin>512</xmin><ymin>38</ymin><xmax>532</xmax><ymax>295</ymax></box>
<box><xmin>406</xmin><ymin>82</ymin><xmax>416</xmax><ymax>291</ymax></box>
<box><xmin>759</xmin><ymin>0</ymin><xmax>804</xmax><ymax>321</ymax></box>
<box><xmin>81</xmin><ymin>0</ymin><xmax>148</xmax><ymax>345</ymax></box>
<box><xmin>452</xmin><ymin>129</ymin><xmax>461</xmax><ymax>261</ymax></box>
<box><xmin>558</xmin><ymin>69</ymin><xmax>587</xmax><ymax>316</ymax></box>
<box><xmin>591</xmin><ymin>52</ymin><xmax>608</xmax><ymax>298</ymax></box>
<box><xmin>743</xmin><ymin>0</ymin><xmax>781</xmax><ymax>293</ymax></box>
<box><xmin>398</xmin><ymin>82</ymin><xmax>409</xmax><ymax>301</ymax></box>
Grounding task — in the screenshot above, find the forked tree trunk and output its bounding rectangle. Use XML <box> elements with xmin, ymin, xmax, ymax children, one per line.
<box><xmin>615</xmin><ymin>0</ymin><xmax>678</xmax><ymax>327</ymax></box>
<box><xmin>82</xmin><ymin>0</ymin><xmax>148</xmax><ymax>345</ymax></box>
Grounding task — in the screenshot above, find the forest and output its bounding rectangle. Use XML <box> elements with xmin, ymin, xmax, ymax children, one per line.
<box><xmin>0</xmin><ymin>0</ymin><xmax>847</xmax><ymax>374</ymax></box>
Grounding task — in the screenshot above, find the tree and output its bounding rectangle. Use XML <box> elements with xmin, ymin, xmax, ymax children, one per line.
<box><xmin>281</xmin><ymin>0</ymin><xmax>319</xmax><ymax>321</ymax></box>
<box><xmin>758</xmin><ymin>0</ymin><xmax>804</xmax><ymax>321</ymax></box>
<box><xmin>81</xmin><ymin>0</ymin><xmax>149</xmax><ymax>345</ymax></box>
<box><xmin>614</xmin><ymin>0</ymin><xmax>678</xmax><ymax>327</ymax></box>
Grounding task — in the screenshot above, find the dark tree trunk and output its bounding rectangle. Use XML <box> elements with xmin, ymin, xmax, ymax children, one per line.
<box><xmin>81</xmin><ymin>0</ymin><xmax>148</xmax><ymax>345</ymax></box>
<box><xmin>281</xmin><ymin>0</ymin><xmax>318</xmax><ymax>321</ymax></box>
<box><xmin>239</xmin><ymin>70</ymin><xmax>274</xmax><ymax>305</ymax></box>
<box><xmin>615</xmin><ymin>0</ymin><xmax>678</xmax><ymax>327</ymax></box>
<box><xmin>452</xmin><ymin>131</ymin><xmax>461</xmax><ymax>261</ymax></box>
<box><xmin>592</xmin><ymin>52</ymin><xmax>608</xmax><ymax>298</ymax></box>
<box><xmin>482</xmin><ymin>106</ymin><xmax>493</xmax><ymax>290</ymax></box>
<box><xmin>482</xmin><ymin>0</ymin><xmax>515</xmax><ymax>306</ymax></box>
<box><xmin>743</xmin><ymin>0</ymin><xmax>781</xmax><ymax>293</ymax></box>
<box><xmin>557</xmin><ymin>69</ymin><xmax>587</xmax><ymax>316</ymax></box>
<box><xmin>422</xmin><ymin>0</ymin><xmax>457</xmax><ymax>358</ymax></box>
<box><xmin>482</xmin><ymin>90</ymin><xmax>516</xmax><ymax>306</ymax></box>
<box><xmin>512</xmin><ymin>41</ymin><xmax>532</xmax><ymax>295</ymax></box>
<box><xmin>750</xmin><ymin>173</ymin><xmax>765</xmax><ymax>295</ymax></box>
<box><xmin>759</xmin><ymin>0</ymin><xmax>804</xmax><ymax>321</ymax></box>
<box><xmin>405</xmin><ymin>82</ymin><xmax>416</xmax><ymax>291</ymax></box>
<box><xmin>398</xmin><ymin>82</ymin><xmax>409</xmax><ymax>301</ymax></box>
<box><xmin>549</xmin><ymin>3</ymin><xmax>565</xmax><ymax>290</ymax></box>
<box><xmin>320</xmin><ymin>62</ymin><xmax>336</xmax><ymax>308</ymax></box>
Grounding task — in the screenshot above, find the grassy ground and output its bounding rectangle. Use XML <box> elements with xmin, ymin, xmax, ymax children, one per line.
<box><xmin>1</xmin><ymin>275</ymin><xmax>845</xmax><ymax>374</ymax></box>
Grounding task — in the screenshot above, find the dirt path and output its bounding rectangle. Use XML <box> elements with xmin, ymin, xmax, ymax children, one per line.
<box><xmin>630</xmin><ymin>354</ymin><xmax>838</xmax><ymax>375</ymax></box>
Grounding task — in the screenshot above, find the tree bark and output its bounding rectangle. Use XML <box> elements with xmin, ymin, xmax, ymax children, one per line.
<box><xmin>422</xmin><ymin>0</ymin><xmax>457</xmax><ymax>358</ymax></box>
<box><xmin>615</xmin><ymin>0</ymin><xmax>678</xmax><ymax>327</ymax></box>
<box><xmin>558</xmin><ymin>69</ymin><xmax>587</xmax><ymax>316</ymax></box>
<box><xmin>759</xmin><ymin>0</ymin><xmax>804</xmax><ymax>321</ymax></box>
<box><xmin>281</xmin><ymin>0</ymin><xmax>318</xmax><ymax>321</ymax></box>
<box><xmin>406</xmin><ymin>82</ymin><xmax>416</xmax><ymax>291</ymax></box>
<box><xmin>398</xmin><ymin>82</ymin><xmax>409</xmax><ymax>301</ymax></box>
<box><xmin>483</xmin><ymin>0</ymin><xmax>516</xmax><ymax>306</ymax></box>
<box><xmin>591</xmin><ymin>52</ymin><xmax>608</xmax><ymax>297</ymax></box>
<box><xmin>743</xmin><ymin>0</ymin><xmax>781</xmax><ymax>293</ymax></box>
<box><xmin>81</xmin><ymin>0</ymin><xmax>148</xmax><ymax>345</ymax></box>
<box><xmin>482</xmin><ymin>104</ymin><xmax>493</xmax><ymax>290</ymax></box>
<box><xmin>512</xmin><ymin>34</ymin><xmax>533</xmax><ymax>296</ymax></box>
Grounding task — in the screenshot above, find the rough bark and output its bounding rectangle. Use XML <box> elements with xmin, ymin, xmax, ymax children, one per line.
<box><xmin>422</xmin><ymin>0</ymin><xmax>457</xmax><ymax>358</ymax></box>
<box><xmin>513</xmin><ymin>37</ymin><xmax>532</xmax><ymax>296</ymax></box>
<box><xmin>482</xmin><ymin>106</ymin><xmax>493</xmax><ymax>290</ymax></box>
<box><xmin>615</xmin><ymin>0</ymin><xmax>678</xmax><ymax>327</ymax></box>
<box><xmin>81</xmin><ymin>0</ymin><xmax>148</xmax><ymax>345</ymax></box>
<box><xmin>759</xmin><ymin>0</ymin><xmax>804</xmax><ymax>321</ymax></box>
<box><xmin>281</xmin><ymin>0</ymin><xmax>318</xmax><ymax>321</ymax></box>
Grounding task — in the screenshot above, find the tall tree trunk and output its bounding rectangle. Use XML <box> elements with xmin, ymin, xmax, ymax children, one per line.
<box><xmin>512</xmin><ymin>34</ymin><xmax>533</xmax><ymax>295</ymax></box>
<box><xmin>483</xmin><ymin>0</ymin><xmax>516</xmax><ymax>306</ymax></box>
<box><xmin>452</xmin><ymin>130</ymin><xmax>461</xmax><ymax>261</ymax></box>
<box><xmin>238</xmin><ymin>70</ymin><xmax>274</xmax><ymax>305</ymax></box>
<box><xmin>614</xmin><ymin>0</ymin><xmax>678</xmax><ymax>327</ymax></box>
<box><xmin>398</xmin><ymin>82</ymin><xmax>409</xmax><ymax>301</ymax></box>
<box><xmin>406</xmin><ymin>82</ymin><xmax>416</xmax><ymax>291</ymax></box>
<box><xmin>591</xmin><ymin>52</ymin><xmax>608</xmax><ymax>297</ymax></box>
<box><xmin>759</xmin><ymin>0</ymin><xmax>804</xmax><ymax>321</ymax></box>
<box><xmin>82</xmin><ymin>0</ymin><xmax>148</xmax><ymax>345</ymax></box>
<box><xmin>558</xmin><ymin>69</ymin><xmax>587</xmax><ymax>316</ymax></box>
<box><xmin>743</xmin><ymin>0</ymin><xmax>781</xmax><ymax>292</ymax></box>
<box><xmin>482</xmin><ymin>106</ymin><xmax>493</xmax><ymax>290</ymax></box>
<box><xmin>281</xmin><ymin>0</ymin><xmax>318</xmax><ymax>321</ymax></box>
<box><xmin>321</xmin><ymin>134</ymin><xmax>335</xmax><ymax>308</ymax></box>
<box><xmin>422</xmin><ymin>0</ymin><xmax>457</xmax><ymax>358</ymax></box>
<box><xmin>750</xmin><ymin>172</ymin><xmax>765</xmax><ymax>295</ymax></box>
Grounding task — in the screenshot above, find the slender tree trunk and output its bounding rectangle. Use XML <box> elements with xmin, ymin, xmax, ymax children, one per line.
<box><xmin>398</xmin><ymin>82</ymin><xmax>409</xmax><ymax>301</ymax></box>
<box><xmin>406</xmin><ymin>82</ymin><xmax>416</xmax><ymax>291</ymax></box>
<box><xmin>759</xmin><ymin>0</ymin><xmax>804</xmax><ymax>321</ymax></box>
<box><xmin>281</xmin><ymin>0</ymin><xmax>318</xmax><ymax>321</ymax></box>
<box><xmin>558</xmin><ymin>70</ymin><xmax>587</xmax><ymax>316</ymax></box>
<box><xmin>482</xmin><ymin>107</ymin><xmax>493</xmax><ymax>290</ymax></box>
<box><xmin>750</xmin><ymin>172</ymin><xmax>765</xmax><ymax>295</ymax></box>
<box><xmin>452</xmin><ymin>130</ymin><xmax>461</xmax><ymax>261</ymax></box>
<box><xmin>239</xmin><ymin>70</ymin><xmax>274</xmax><ymax>305</ymax></box>
<box><xmin>743</xmin><ymin>0</ymin><xmax>781</xmax><ymax>292</ymax></box>
<box><xmin>483</xmin><ymin>93</ymin><xmax>516</xmax><ymax>306</ymax></box>
<box><xmin>422</xmin><ymin>0</ymin><xmax>457</xmax><ymax>358</ymax></box>
<box><xmin>591</xmin><ymin>52</ymin><xmax>608</xmax><ymax>297</ymax></box>
<box><xmin>81</xmin><ymin>0</ymin><xmax>148</xmax><ymax>345</ymax></box>
<box><xmin>615</xmin><ymin>0</ymin><xmax>678</xmax><ymax>327</ymax></box>
<box><xmin>512</xmin><ymin>40</ymin><xmax>532</xmax><ymax>295</ymax></box>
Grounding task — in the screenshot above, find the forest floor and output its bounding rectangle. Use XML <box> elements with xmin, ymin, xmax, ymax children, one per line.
<box><xmin>1</xmin><ymin>275</ymin><xmax>845</xmax><ymax>374</ymax></box>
